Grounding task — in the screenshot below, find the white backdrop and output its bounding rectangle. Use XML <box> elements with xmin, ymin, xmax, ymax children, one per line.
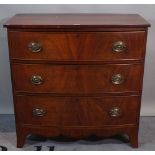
<box><xmin>0</xmin><ymin>4</ymin><xmax>154</xmax><ymax>115</ymax></box>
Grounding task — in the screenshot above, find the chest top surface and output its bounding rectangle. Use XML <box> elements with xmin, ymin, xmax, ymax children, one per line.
<box><xmin>4</xmin><ymin>13</ymin><xmax>150</xmax><ymax>29</ymax></box>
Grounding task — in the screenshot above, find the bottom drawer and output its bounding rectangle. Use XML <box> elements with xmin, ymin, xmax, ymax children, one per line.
<box><xmin>15</xmin><ymin>95</ymin><xmax>140</xmax><ymax>126</ymax></box>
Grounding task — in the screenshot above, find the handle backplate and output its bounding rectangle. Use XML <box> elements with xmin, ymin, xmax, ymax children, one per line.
<box><xmin>33</xmin><ymin>108</ymin><xmax>45</xmax><ymax>117</ymax></box>
<box><xmin>112</xmin><ymin>41</ymin><xmax>127</xmax><ymax>53</ymax></box>
<box><xmin>109</xmin><ymin>107</ymin><xmax>121</xmax><ymax>117</ymax></box>
<box><xmin>31</xmin><ymin>75</ymin><xmax>43</xmax><ymax>85</ymax></box>
<box><xmin>111</xmin><ymin>74</ymin><xmax>124</xmax><ymax>85</ymax></box>
<box><xmin>28</xmin><ymin>42</ymin><xmax>42</xmax><ymax>53</ymax></box>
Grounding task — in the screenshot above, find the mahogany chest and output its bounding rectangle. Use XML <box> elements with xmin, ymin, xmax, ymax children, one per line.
<box><xmin>4</xmin><ymin>14</ymin><xmax>150</xmax><ymax>148</ymax></box>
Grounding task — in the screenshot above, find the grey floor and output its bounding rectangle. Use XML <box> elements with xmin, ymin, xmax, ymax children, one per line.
<box><xmin>0</xmin><ymin>115</ymin><xmax>155</xmax><ymax>151</ymax></box>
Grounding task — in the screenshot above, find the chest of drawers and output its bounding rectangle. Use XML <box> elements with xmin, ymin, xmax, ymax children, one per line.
<box><xmin>4</xmin><ymin>14</ymin><xmax>150</xmax><ymax>148</ymax></box>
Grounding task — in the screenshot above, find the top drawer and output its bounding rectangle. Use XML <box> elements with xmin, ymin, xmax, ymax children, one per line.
<box><xmin>8</xmin><ymin>31</ymin><xmax>146</xmax><ymax>61</ymax></box>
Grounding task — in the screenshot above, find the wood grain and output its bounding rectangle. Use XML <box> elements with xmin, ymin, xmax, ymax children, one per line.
<box><xmin>4</xmin><ymin>14</ymin><xmax>150</xmax><ymax>29</ymax></box>
<box><xmin>12</xmin><ymin>63</ymin><xmax>144</xmax><ymax>94</ymax></box>
<box><xmin>8</xmin><ymin>31</ymin><xmax>146</xmax><ymax>61</ymax></box>
<box><xmin>15</xmin><ymin>95</ymin><xmax>140</xmax><ymax>126</ymax></box>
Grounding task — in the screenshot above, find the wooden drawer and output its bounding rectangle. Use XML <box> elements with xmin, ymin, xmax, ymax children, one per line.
<box><xmin>8</xmin><ymin>31</ymin><xmax>146</xmax><ymax>61</ymax></box>
<box><xmin>15</xmin><ymin>95</ymin><xmax>140</xmax><ymax>126</ymax></box>
<box><xmin>12</xmin><ymin>63</ymin><xmax>143</xmax><ymax>94</ymax></box>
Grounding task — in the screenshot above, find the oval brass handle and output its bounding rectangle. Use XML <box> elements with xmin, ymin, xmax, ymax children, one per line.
<box><xmin>28</xmin><ymin>42</ymin><xmax>42</xmax><ymax>53</ymax></box>
<box><xmin>111</xmin><ymin>74</ymin><xmax>124</xmax><ymax>85</ymax></box>
<box><xmin>31</xmin><ymin>75</ymin><xmax>43</xmax><ymax>85</ymax></box>
<box><xmin>33</xmin><ymin>108</ymin><xmax>45</xmax><ymax>117</ymax></box>
<box><xmin>109</xmin><ymin>107</ymin><xmax>121</xmax><ymax>117</ymax></box>
<box><xmin>112</xmin><ymin>41</ymin><xmax>126</xmax><ymax>53</ymax></box>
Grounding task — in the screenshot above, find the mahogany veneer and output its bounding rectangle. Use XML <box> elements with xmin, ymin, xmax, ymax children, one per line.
<box><xmin>4</xmin><ymin>14</ymin><xmax>150</xmax><ymax>148</ymax></box>
<box><xmin>8</xmin><ymin>31</ymin><xmax>146</xmax><ymax>61</ymax></box>
<box><xmin>12</xmin><ymin>63</ymin><xmax>143</xmax><ymax>94</ymax></box>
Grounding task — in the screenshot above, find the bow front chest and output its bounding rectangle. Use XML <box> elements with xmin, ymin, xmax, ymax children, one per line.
<box><xmin>4</xmin><ymin>14</ymin><xmax>150</xmax><ymax>148</ymax></box>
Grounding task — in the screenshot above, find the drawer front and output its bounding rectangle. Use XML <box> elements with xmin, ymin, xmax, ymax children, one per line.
<box><xmin>12</xmin><ymin>64</ymin><xmax>143</xmax><ymax>94</ymax></box>
<box><xmin>8</xmin><ymin>31</ymin><xmax>146</xmax><ymax>61</ymax></box>
<box><xmin>15</xmin><ymin>95</ymin><xmax>140</xmax><ymax>126</ymax></box>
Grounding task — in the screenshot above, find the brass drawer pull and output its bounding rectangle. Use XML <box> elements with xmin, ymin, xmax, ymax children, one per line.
<box><xmin>109</xmin><ymin>107</ymin><xmax>121</xmax><ymax>117</ymax></box>
<box><xmin>31</xmin><ymin>75</ymin><xmax>43</xmax><ymax>85</ymax></box>
<box><xmin>111</xmin><ymin>74</ymin><xmax>124</xmax><ymax>85</ymax></box>
<box><xmin>33</xmin><ymin>108</ymin><xmax>45</xmax><ymax>117</ymax></box>
<box><xmin>28</xmin><ymin>42</ymin><xmax>42</xmax><ymax>53</ymax></box>
<box><xmin>112</xmin><ymin>41</ymin><xmax>126</xmax><ymax>53</ymax></box>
